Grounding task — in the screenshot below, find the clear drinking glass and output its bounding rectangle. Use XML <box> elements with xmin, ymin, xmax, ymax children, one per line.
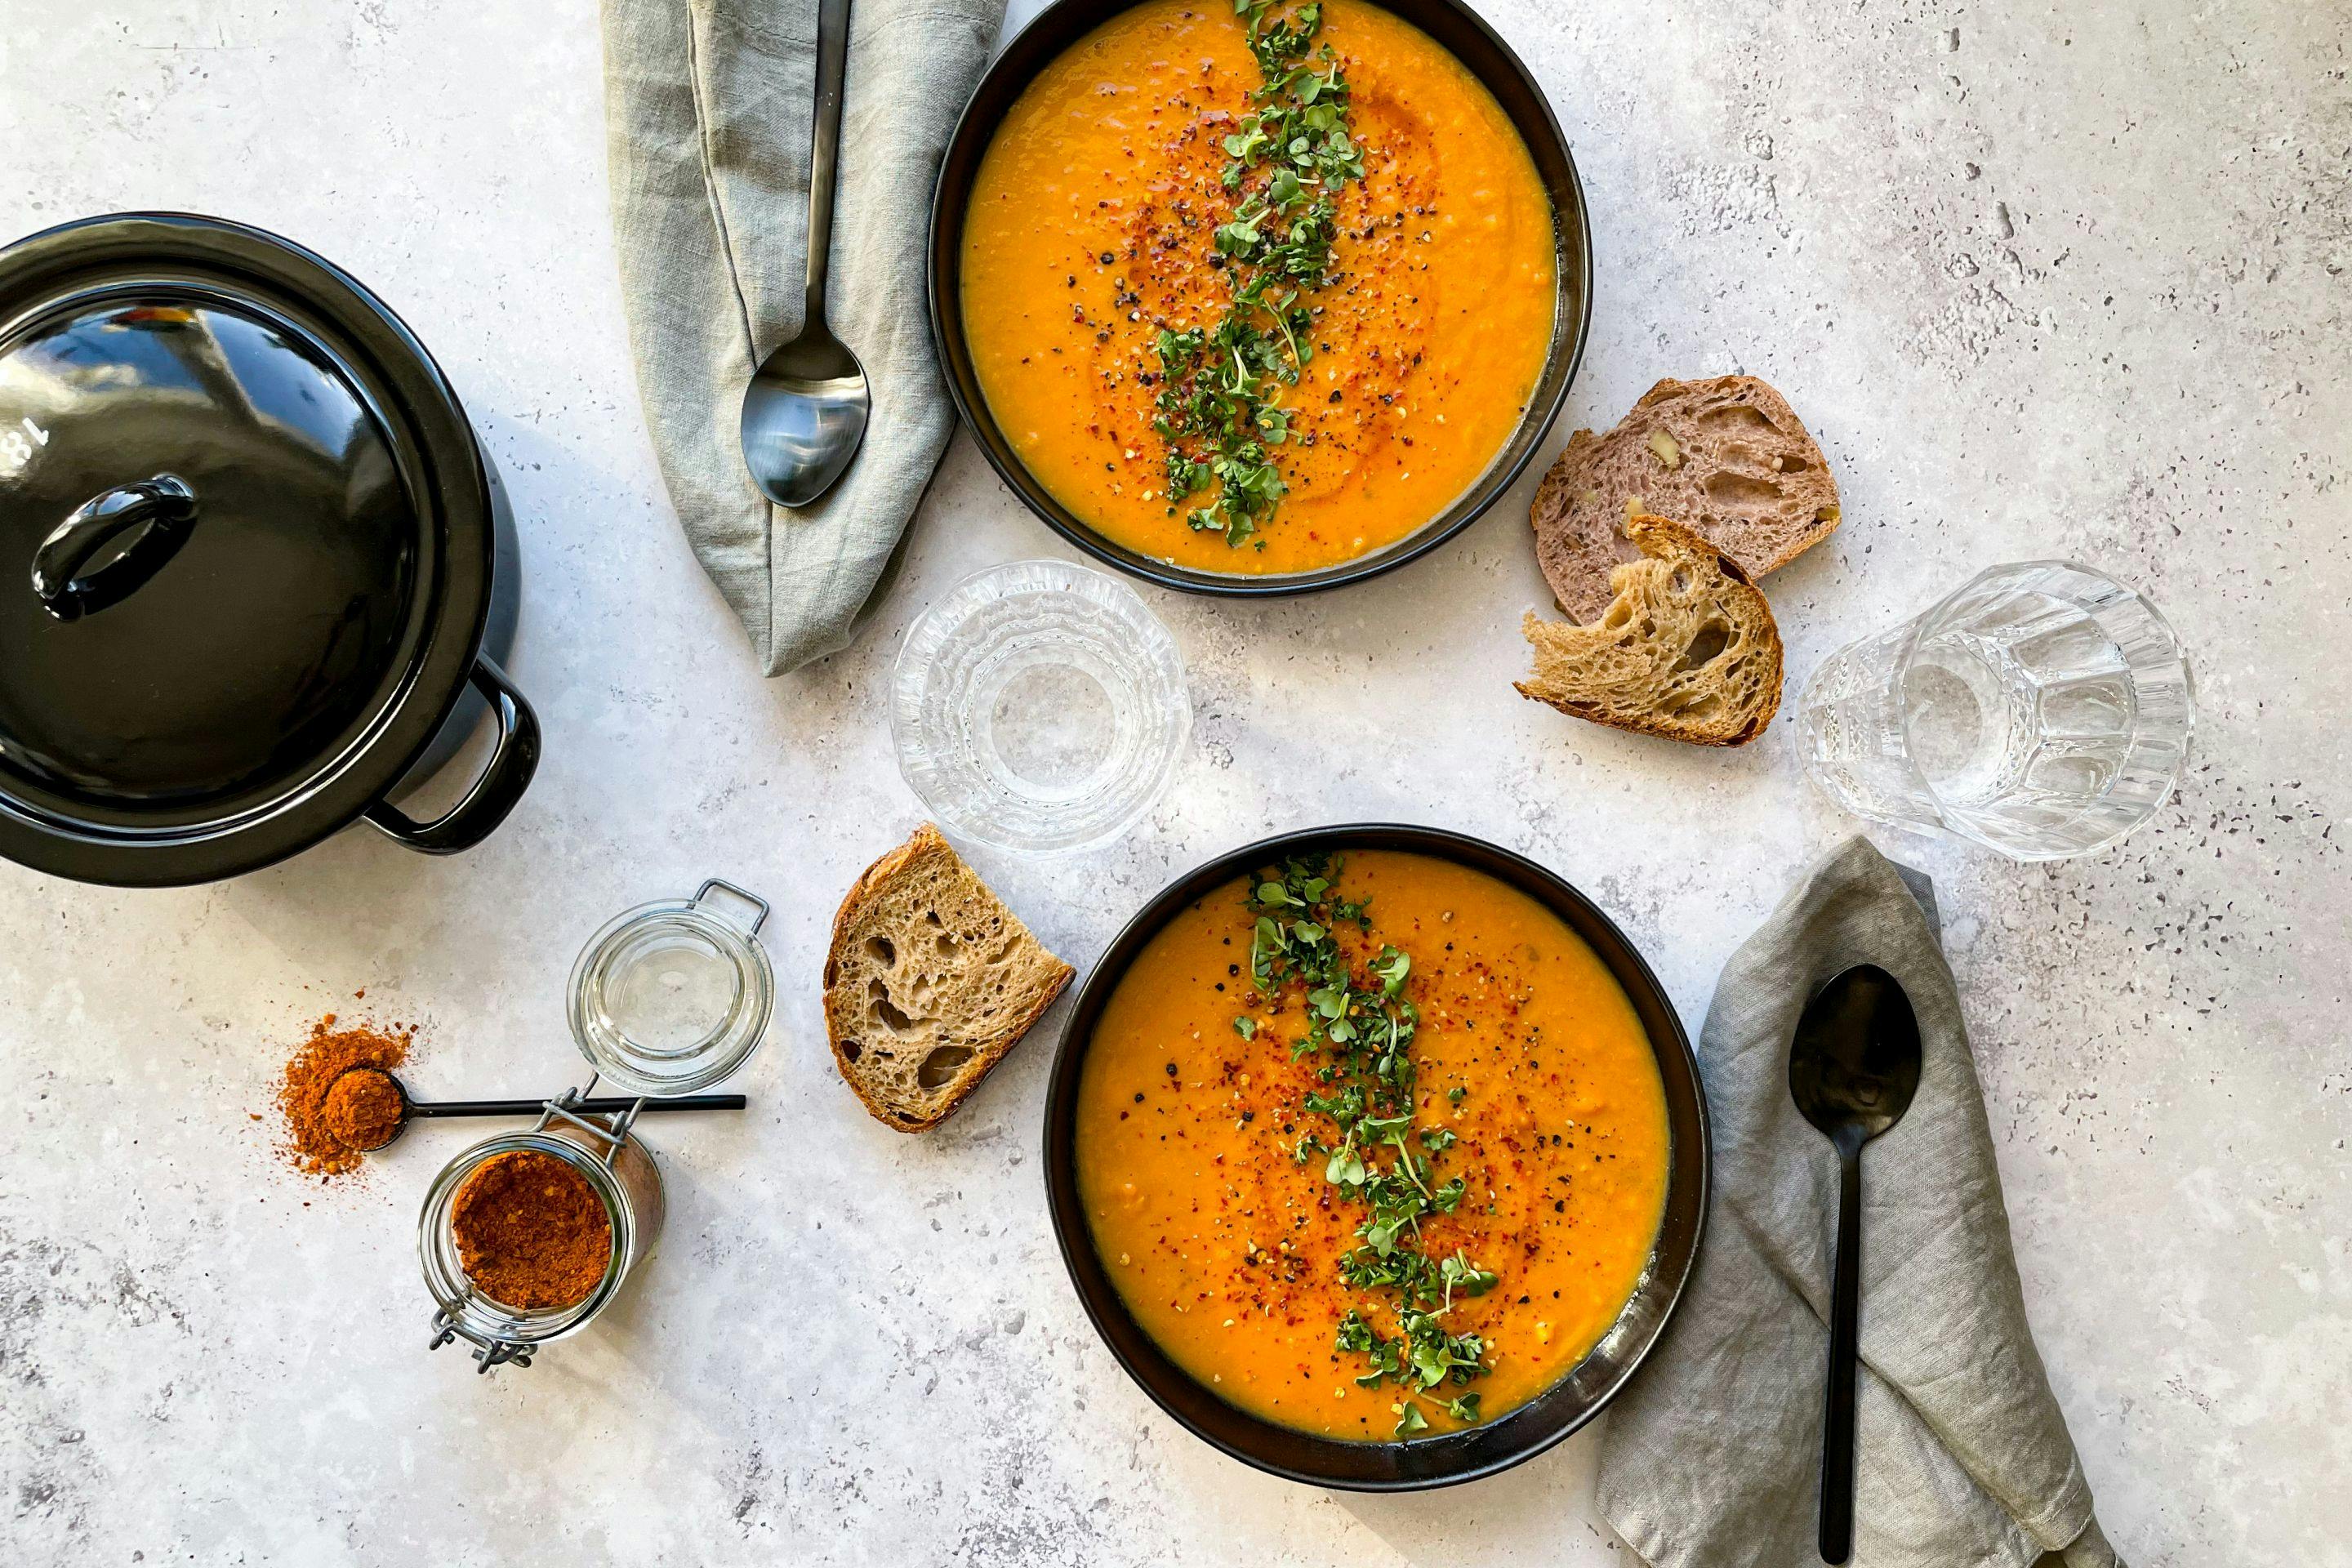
<box><xmin>892</xmin><ymin>559</ymin><xmax>1191</xmax><ymax>853</ymax></box>
<box><xmin>1795</xmin><ymin>561</ymin><xmax>2194</xmax><ymax>860</ymax></box>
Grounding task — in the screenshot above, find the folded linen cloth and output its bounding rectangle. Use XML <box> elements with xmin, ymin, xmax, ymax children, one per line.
<box><xmin>601</xmin><ymin>0</ymin><xmax>1005</xmax><ymax>674</ymax></box>
<box><xmin>1597</xmin><ymin>836</ymin><xmax>2121</xmax><ymax>1568</ymax></box>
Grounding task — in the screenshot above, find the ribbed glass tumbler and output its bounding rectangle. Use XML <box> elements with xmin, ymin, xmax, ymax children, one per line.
<box><xmin>891</xmin><ymin>559</ymin><xmax>1191</xmax><ymax>854</ymax></box>
<box><xmin>1795</xmin><ymin>561</ymin><xmax>2194</xmax><ymax>860</ymax></box>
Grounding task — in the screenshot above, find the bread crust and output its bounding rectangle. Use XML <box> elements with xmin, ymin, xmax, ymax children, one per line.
<box><xmin>1531</xmin><ymin>375</ymin><xmax>1839</xmax><ymax>623</ymax></box>
<box><xmin>822</xmin><ymin>824</ymin><xmax>1074</xmax><ymax>1134</ymax></box>
<box><xmin>1516</xmin><ymin>514</ymin><xmax>1784</xmax><ymax>746</ymax></box>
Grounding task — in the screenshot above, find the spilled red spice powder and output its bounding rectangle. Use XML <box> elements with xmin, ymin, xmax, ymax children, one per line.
<box><xmin>274</xmin><ymin>1014</ymin><xmax>412</xmax><ymax>1177</ymax></box>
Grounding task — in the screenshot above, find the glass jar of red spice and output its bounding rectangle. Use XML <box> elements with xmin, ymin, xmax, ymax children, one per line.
<box><xmin>420</xmin><ymin>880</ymin><xmax>770</xmax><ymax>1371</ymax></box>
<box><xmin>419</xmin><ymin>1109</ymin><xmax>666</xmax><ymax>1368</ymax></box>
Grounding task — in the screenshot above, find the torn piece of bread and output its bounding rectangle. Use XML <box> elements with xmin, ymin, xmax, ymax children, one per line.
<box><xmin>823</xmin><ymin>824</ymin><xmax>1076</xmax><ymax>1133</ymax></box>
<box><xmin>1517</xmin><ymin>514</ymin><xmax>1784</xmax><ymax>746</ymax></box>
<box><xmin>1532</xmin><ymin>376</ymin><xmax>1841</xmax><ymax>622</ymax></box>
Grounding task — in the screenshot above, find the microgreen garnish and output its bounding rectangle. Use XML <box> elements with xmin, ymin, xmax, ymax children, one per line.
<box><xmin>1150</xmin><ymin>0</ymin><xmax>1368</xmax><ymax>547</ymax></box>
<box><xmin>1245</xmin><ymin>853</ymin><xmax>1496</xmax><ymax>1436</ymax></box>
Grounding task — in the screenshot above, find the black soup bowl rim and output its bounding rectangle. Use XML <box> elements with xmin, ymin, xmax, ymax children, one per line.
<box><xmin>1041</xmin><ymin>823</ymin><xmax>1711</xmax><ymax>1490</ymax></box>
<box><xmin>929</xmin><ymin>0</ymin><xmax>1594</xmax><ymax>598</ymax></box>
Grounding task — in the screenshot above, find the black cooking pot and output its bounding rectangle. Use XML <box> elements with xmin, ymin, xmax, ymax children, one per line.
<box><xmin>0</xmin><ymin>213</ymin><xmax>535</xmax><ymax>887</ymax></box>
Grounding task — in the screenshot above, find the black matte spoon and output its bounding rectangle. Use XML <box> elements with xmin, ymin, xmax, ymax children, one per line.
<box><xmin>1788</xmin><ymin>964</ymin><xmax>1922</xmax><ymax>1566</ymax></box>
<box><xmin>323</xmin><ymin>1066</ymin><xmax>745</xmax><ymax>1153</ymax></box>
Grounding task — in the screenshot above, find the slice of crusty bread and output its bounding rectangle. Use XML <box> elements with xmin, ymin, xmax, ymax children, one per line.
<box><xmin>1532</xmin><ymin>376</ymin><xmax>1841</xmax><ymax>623</ymax></box>
<box><xmin>823</xmin><ymin>824</ymin><xmax>1075</xmax><ymax>1133</ymax></box>
<box><xmin>1517</xmin><ymin>514</ymin><xmax>1784</xmax><ymax>746</ymax></box>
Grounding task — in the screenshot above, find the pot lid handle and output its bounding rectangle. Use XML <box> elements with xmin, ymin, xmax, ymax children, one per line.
<box><xmin>30</xmin><ymin>474</ymin><xmax>199</xmax><ymax>622</ymax></box>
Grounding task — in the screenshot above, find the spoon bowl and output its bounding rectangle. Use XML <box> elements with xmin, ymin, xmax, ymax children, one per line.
<box><xmin>742</xmin><ymin>329</ymin><xmax>869</xmax><ymax>508</ymax></box>
<box><xmin>1787</xmin><ymin>962</ymin><xmax>1923</xmax><ymax>1565</ymax></box>
<box><xmin>324</xmin><ymin>1064</ymin><xmax>414</xmax><ymax>1152</ymax></box>
<box><xmin>1789</xmin><ymin>964</ymin><xmax>1923</xmax><ymax>1151</ymax></box>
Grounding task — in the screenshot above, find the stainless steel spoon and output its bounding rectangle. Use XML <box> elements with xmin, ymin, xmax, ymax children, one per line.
<box><xmin>322</xmin><ymin>1066</ymin><xmax>746</xmax><ymax>1153</ymax></box>
<box><xmin>1788</xmin><ymin>963</ymin><xmax>1923</xmax><ymax>1566</ymax></box>
<box><xmin>738</xmin><ymin>0</ymin><xmax>870</xmax><ymax>508</ymax></box>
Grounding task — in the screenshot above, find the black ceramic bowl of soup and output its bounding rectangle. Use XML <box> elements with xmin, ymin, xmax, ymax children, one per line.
<box><xmin>1043</xmin><ymin>825</ymin><xmax>1709</xmax><ymax>1489</ymax></box>
<box><xmin>930</xmin><ymin>0</ymin><xmax>1592</xmax><ymax>597</ymax></box>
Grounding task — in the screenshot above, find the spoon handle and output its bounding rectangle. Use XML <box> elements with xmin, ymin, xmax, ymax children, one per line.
<box><xmin>408</xmin><ymin>1094</ymin><xmax>747</xmax><ymax>1118</ymax></box>
<box><xmin>803</xmin><ymin>0</ymin><xmax>853</xmax><ymax>323</ymax></box>
<box><xmin>1820</xmin><ymin>1142</ymin><xmax>1862</xmax><ymax>1563</ymax></box>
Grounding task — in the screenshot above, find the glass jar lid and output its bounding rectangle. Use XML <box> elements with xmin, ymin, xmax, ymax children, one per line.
<box><xmin>568</xmin><ymin>879</ymin><xmax>773</xmax><ymax>1097</ymax></box>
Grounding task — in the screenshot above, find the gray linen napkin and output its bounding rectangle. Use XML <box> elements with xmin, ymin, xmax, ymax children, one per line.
<box><xmin>601</xmin><ymin>0</ymin><xmax>1004</xmax><ymax>674</ymax></box>
<box><xmin>1597</xmin><ymin>836</ymin><xmax>2121</xmax><ymax>1568</ymax></box>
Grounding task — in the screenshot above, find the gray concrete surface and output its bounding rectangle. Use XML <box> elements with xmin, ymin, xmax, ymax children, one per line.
<box><xmin>1</xmin><ymin>0</ymin><xmax>2345</xmax><ymax>1563</ymax></box>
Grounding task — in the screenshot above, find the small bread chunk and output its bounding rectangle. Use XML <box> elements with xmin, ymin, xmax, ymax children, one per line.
<box><xmin>1532</xmin><ymin>376</ymin><xmax>1841</xmax><ymax>622</ymax></box>
<box><xmin>1517</xmin><ymin>514</ymin><xmax>1784</xmax><ymax>746</ymax></box>
<box><xmin>823</xmin><ymin>824</ymin><xmax>1075</xmax><ymax>1133</ymax></box>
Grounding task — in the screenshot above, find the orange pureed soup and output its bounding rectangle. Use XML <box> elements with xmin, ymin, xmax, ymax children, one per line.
<box><xmin>1075</xmin><ymin>851</ymin><xmax>1669</xmax><ymax>1441</ymax></box>
<box><xmin>961</xmin><ymin>0</ymin><xmax>1557</xmax><ymax>575</ymax></box>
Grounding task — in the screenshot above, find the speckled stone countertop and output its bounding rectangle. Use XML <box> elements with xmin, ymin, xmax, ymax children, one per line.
<box><xmin>1</xmin><ymin>1</ymin><xmax>2345</xmax><ymax>1563</ymax></box>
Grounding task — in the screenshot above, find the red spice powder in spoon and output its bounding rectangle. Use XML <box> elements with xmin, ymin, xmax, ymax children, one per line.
<box><xmin>274</xmin><ymin>1014</ymin><xmax>412</xmax><ymax>1178</ymax></box>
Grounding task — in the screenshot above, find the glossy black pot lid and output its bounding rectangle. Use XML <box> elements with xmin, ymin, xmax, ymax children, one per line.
<box><xmin>0</xmin><ymin>283</ymin><xmax>423</xmax><ymax>810</ymax></box>
<box><xmin>0</xmin><ymin>214</ymin><xmax>496</xmax><ymax>883</ymax></box>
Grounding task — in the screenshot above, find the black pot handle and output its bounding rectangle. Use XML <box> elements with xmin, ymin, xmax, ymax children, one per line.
<box><xmin>32</xmin><ymin>473</ymin><xmax>200</xmax><ymax>621</ymax></box>
<box><xmin>364</xmin><ymin>655</ymin><xmax>541</xmax><ymax>855</ymax></box>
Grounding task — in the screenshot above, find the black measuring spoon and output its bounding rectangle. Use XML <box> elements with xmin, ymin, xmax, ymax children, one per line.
<box><xmin>323</xmin><ymin>1065</ymin><xmax>745</xmax><ymax>1153</ymax></box>
<box><xmin>1788</xmin><ymin>964</ymin><xmax>1923</xmax><ymax>1565</ymax></box>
